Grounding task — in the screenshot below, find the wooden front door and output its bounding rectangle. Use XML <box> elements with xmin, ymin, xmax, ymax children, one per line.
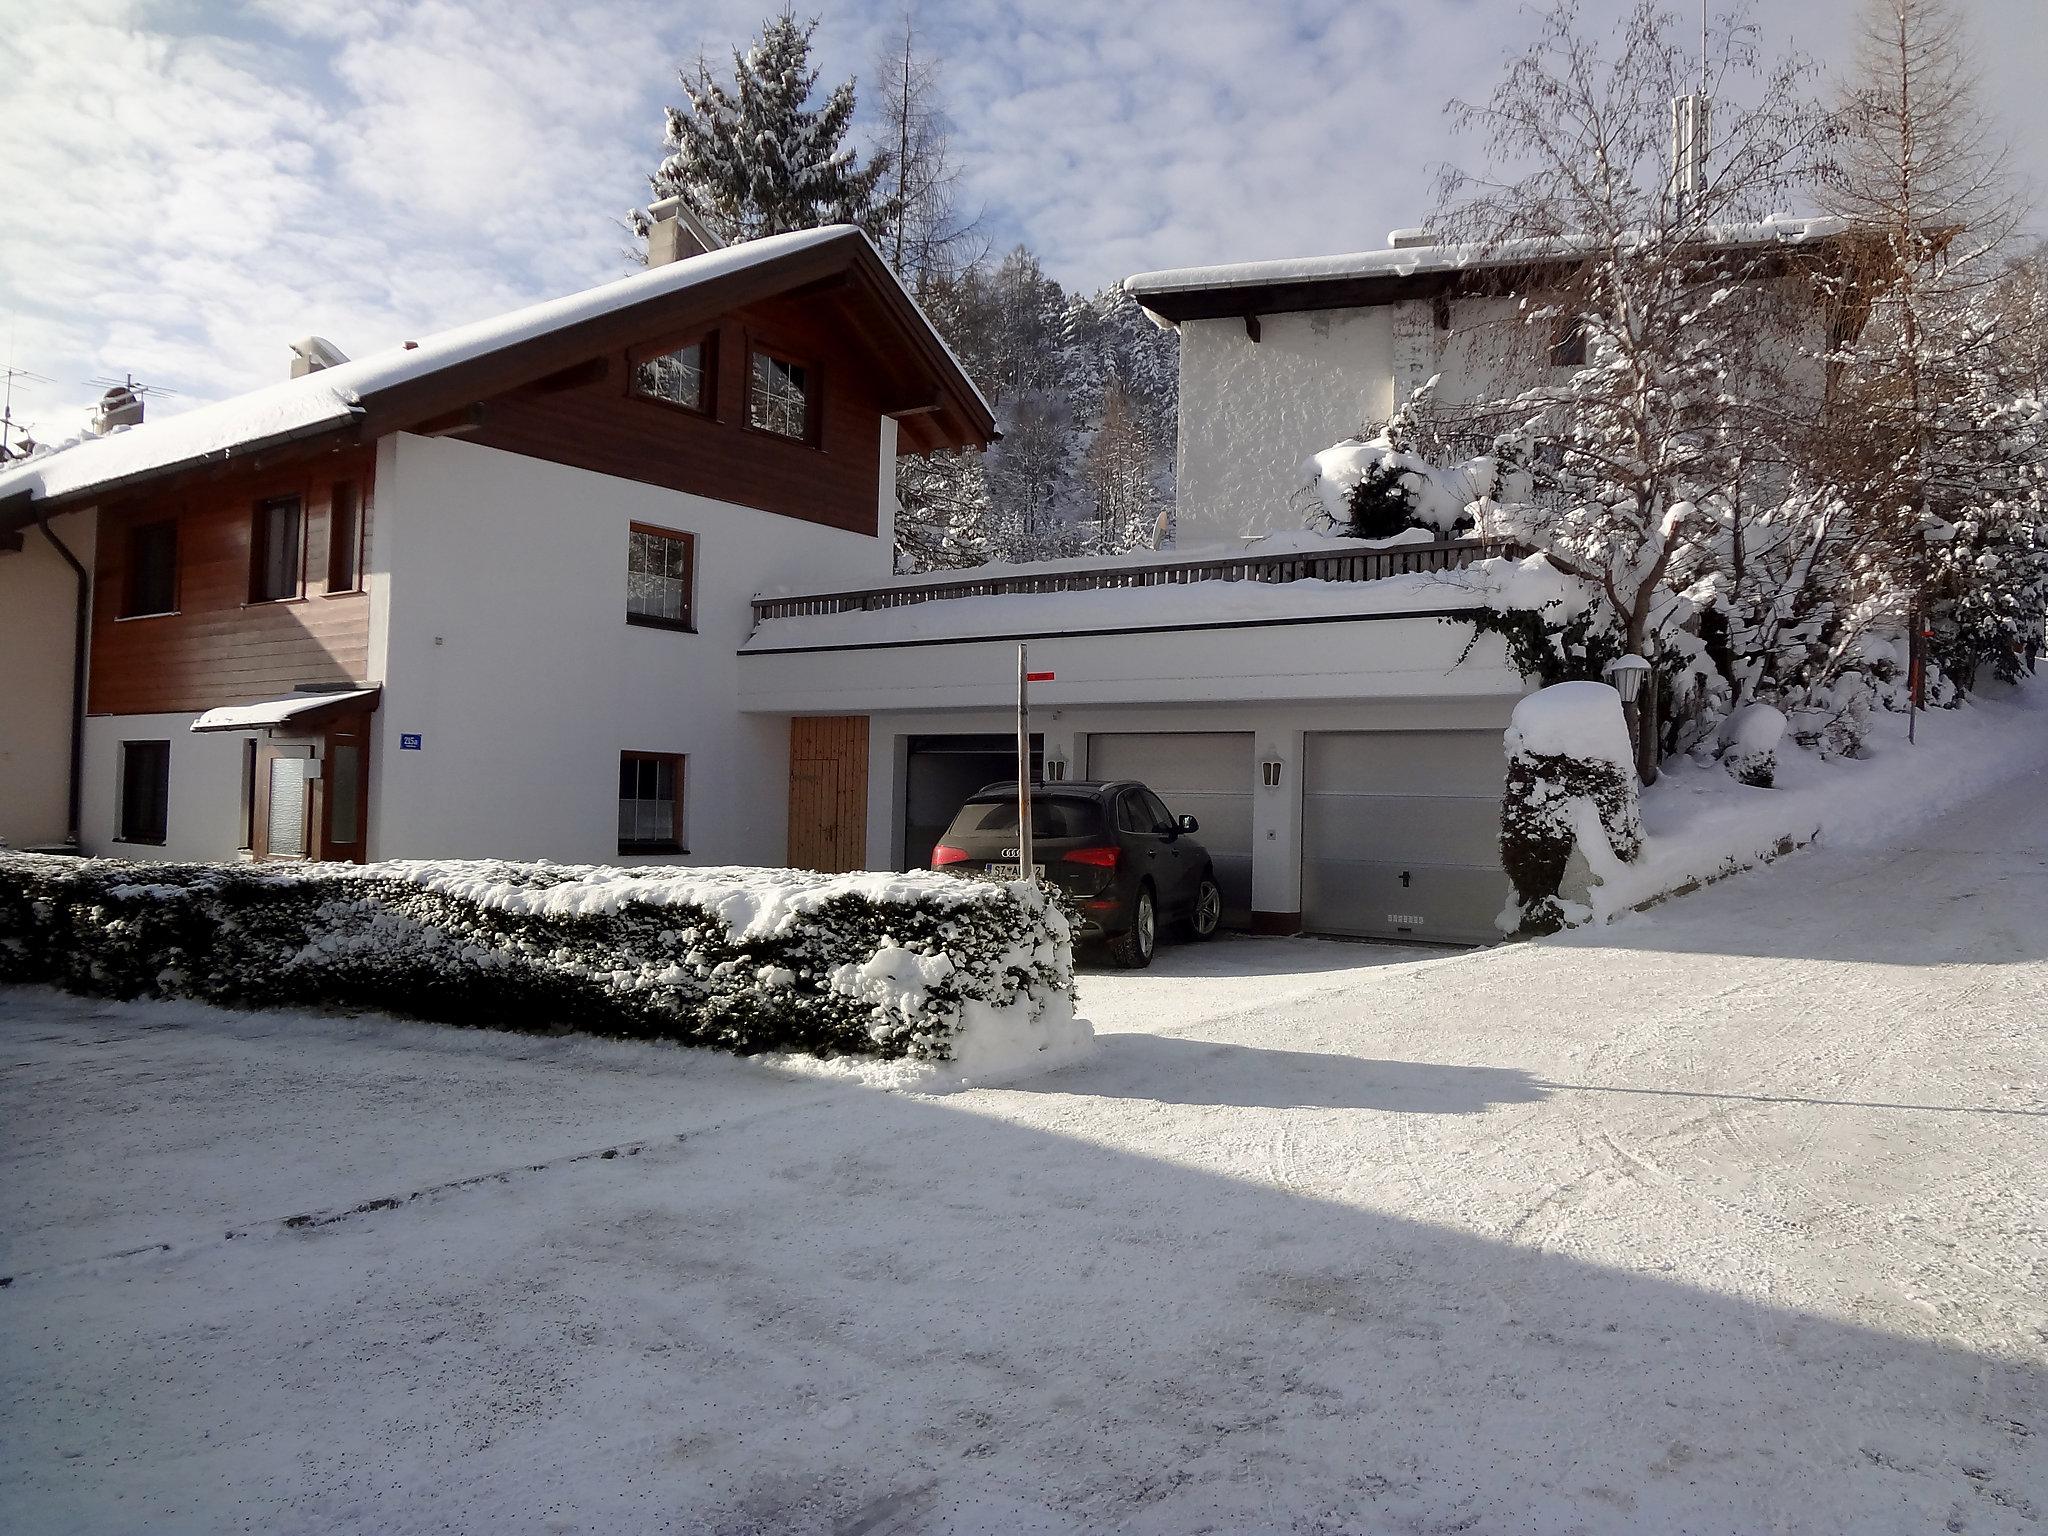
<box><xmin>252</xmin><ymin>717</ymin><xmax>371</xmax><ymax>863</ymax></box>
<box><xmin>787</xmin><ymin>716</ymin><xmax>869</xmax><ymax>873</ymax></box>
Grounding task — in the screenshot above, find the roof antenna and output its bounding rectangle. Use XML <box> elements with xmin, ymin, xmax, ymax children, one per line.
<box><xmin>1668</xmin><ymin>0</ymin><xmax>1712</xmax><ymax>222</ymax></box>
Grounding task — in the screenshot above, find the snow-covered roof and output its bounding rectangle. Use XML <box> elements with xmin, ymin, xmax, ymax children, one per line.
<box><xmin>189</xmin><ymin>688</ymin><xmax>380</xmax><ymax>733</ymax></box>
<box><xmin>1124</xmin><ymin>215</ymin><xmax>1854</xmax><ymax>320</ymax></box>
<box><xmin>1</xmin><ymin>225</ymin><xmax>994</xmax><ymax>516</ymax></box>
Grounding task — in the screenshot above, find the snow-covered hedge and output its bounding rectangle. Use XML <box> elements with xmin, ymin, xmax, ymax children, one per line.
<box><xmin>0</xmin><ymin>854</ymin><xmax>1078</xmax><ymax>1065</ymax></box>
<box><xmin>1499</xmin><ymin>683</ymin><xmax>1644</xmax><ymax>935</ymax></box>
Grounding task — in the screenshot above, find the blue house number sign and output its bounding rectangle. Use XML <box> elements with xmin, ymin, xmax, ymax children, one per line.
<box><xmin>400</xmin><ymin>734</ymin><xmax>423</xmax><ymax>751</ymax></box>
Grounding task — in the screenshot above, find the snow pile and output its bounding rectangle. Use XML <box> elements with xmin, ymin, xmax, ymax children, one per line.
<box><xmin>0</xmin><ymin>855</ymin><xmax>1083</xmax><ymax>1073</ymax></box>
<box><xmin>1499</xmin><ymin>683</ymin><xmax>1644</xmax><ymax>935</ymax></box>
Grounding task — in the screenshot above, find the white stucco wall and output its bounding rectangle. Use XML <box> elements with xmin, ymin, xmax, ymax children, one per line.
<box><xmin>367</xmin><ymin>431</ymin><xmax>892</xmax><ymax>866</ymax></box>
<box><xmin>738</xmin><ymin>611</ymin><xmax>1522</xmax><ymax>718</ymax></box>
<box><xmin>0</xmin><ymin>510</ymin><xmax>95</xmax><ymax>848</ymax></box>
<box><xmin>1174</xmin><ymin>310</ymin><xmax>1398</xmax><ymax>550</ymax></box>
<box><xmin>81</xmin><ymin>712</ymin><xmax>251</xmax><ymax>862</ymax></box>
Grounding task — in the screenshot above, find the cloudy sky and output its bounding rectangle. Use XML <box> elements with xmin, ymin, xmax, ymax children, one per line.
<box><xmin>1</xmin><ymin>0</ymin><xmax>2040</xmax><ymax>437</ymax></box>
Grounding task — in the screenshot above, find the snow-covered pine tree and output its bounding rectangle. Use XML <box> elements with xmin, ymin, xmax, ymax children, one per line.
<box><xmin>655</xmin><ymin>11</ymin><xmax>894</xmax><ymax>244</ymax></box>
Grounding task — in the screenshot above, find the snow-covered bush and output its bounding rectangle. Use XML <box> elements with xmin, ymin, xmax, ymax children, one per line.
<box><xmin>1305</xmin><ymin>378</ymin><xmax>1495</xmax><ymax>541</ymax></box>
<box><xmin>1720</xmin><ymin>703</ymin><xmax>1787</xmax><ymax>787</ymax></box>
<box><xmin>1499</xmin><ymin>683</ymin><xmax>1643</xmax><ymax>935</ymax></box>
<box><xmin>0</xmin><ymin>855</ymin><xmax>1078</xmax><ymax>1065</ymax></box>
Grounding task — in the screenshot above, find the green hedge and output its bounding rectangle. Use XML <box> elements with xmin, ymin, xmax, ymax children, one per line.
<box><xmin>0</xmin><ymin>854</ymin><xmax>1075</xmax><ymax>1061</ymax></box>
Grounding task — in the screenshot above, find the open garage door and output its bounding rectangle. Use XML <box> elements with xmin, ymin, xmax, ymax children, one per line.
<box><xmin>902</xmin><ymin>734</ymin><xmax>1040</xmax><ymax>870</ymax></box>
<box><xmin>1302</xmin><ymin>730</ymin><xmax>1508</xmax><ymax>945</ymax></box>
<box><xmin>1088</xmin><ymin>732</ymin><xmax>1254</xmax><ymax>926</ymax></box>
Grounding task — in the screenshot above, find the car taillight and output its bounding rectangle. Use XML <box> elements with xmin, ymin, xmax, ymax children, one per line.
<box><xmin>931</xmin><ymin>845</ymin><xmax>971</xmax><ymax>867</ymax></box>
<box><xmin>1062</xmin><ymin>846</ymin><xmax>1120</xmax><ymax>869</ymax></box>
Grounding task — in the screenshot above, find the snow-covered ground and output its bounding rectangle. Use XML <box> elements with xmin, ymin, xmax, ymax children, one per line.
<box><xmin>3</xmin><ymin>756</ymin><xmax>2044</xmax><ymax>1533</ymax></box>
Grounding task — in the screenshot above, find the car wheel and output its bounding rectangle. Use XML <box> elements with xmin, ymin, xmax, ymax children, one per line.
<box><xmin>1105</xmin><ymin>885</ymin><xmax>1156</xmax><ymax>969</ymax></box>
<box><xmin>1185</xmin><ymin>873</ymin><xmax>1222</xmax><ymax>940</ymax></box>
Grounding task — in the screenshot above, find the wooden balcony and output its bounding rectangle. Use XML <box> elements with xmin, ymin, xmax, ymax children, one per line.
<box><xmin>751</xmin><ymin>537</ymin><xmax>1528</xmax><ymax>624</ymax></box>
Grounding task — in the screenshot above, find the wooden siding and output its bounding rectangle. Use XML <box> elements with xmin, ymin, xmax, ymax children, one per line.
<box><xmin>787</xmin><ymin>715</ymin><xmax>869</xmax><ymax>873</ymax></box>
<box><xmin>88</xmin><ymin>451</ymin><xmax>375</xmax><ymax>716</ymax></box>
<box><xmin>465</xmin><ymin>295</ymin><xmax>887</xmax><ymax>536</ymax></box>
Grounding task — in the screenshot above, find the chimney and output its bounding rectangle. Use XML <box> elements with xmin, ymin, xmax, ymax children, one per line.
<box><xmin>1387</xmin><ymin>228</ymin><xmax>1437</xmax><ymax>250</ymax></box>
<box><xmin>289</xmin><ymin>336</ymin><xmax>350</xmax><ymax>379</ymax></box>
<box><xmin>94</xmin><ymin>384</ymin><xmax>143</xmax><ymax>433</ymax></box>
<box><xmin>1668</xmin><ymin>92</ymin><xmax>1711</xmax><ymax>221</ymax></box>
<box><xmin>643</xmin><ymin>196</ymin><xmax>724</xmax><ymax>267</ymax></box>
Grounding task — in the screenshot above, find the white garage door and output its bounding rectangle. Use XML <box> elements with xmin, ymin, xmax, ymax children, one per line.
<box><xmin>1301</xmin><ymin>730</ymin><xmax>1508</xmax><ymax>945</ymax></box>
<box><xmin>1088</xmin><ymin>732</ymin><xmax>1254</xmax><ymax>925</ymax></box>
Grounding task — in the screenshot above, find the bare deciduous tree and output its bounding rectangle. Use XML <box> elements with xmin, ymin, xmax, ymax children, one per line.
<box><xmin>1434</xmin><ymin>0</ymin><xmax>1834</xmax><ymax>777</ymax></box>
<box><xmin>870</xmin><ymin>9</ymin><xmax>985</xmax><ymax>293</ymax></box>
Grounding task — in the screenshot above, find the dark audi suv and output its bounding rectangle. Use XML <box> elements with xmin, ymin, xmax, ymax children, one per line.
<box><xmin>931</xmin><ymin>780</ymin><xmax>1222</xmax><ymax>968</ymax></box>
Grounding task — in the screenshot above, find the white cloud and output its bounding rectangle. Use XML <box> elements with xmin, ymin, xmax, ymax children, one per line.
<box><xmin>1</xmin><ymin>0</ymin><xmax>2039</xmax><ymax>439</ymax></box>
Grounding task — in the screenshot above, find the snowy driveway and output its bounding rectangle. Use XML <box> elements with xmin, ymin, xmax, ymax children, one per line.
<box><xmin>4</xmin><ymin>769</ymin><xmax>2045</xmax><ymax>1534</ymax></box>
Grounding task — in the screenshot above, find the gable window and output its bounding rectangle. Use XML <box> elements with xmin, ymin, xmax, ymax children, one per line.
<box><xmin>618</xmin><ymin>751</ymin><xmax>685</xmax><ymax>854</ymax></box>
<box><xmin>626</xmin><ymin>523</ymin><xmax>695</xmax><ymax>630</ymax></box>
<box><xmin>632</xmin><ymin>339</ymin><xmax>710</xmax><ymax>413</ymax></box>
<box><xmin>748</xmin><ymin>350</ymin><xmax>811</xmax><ymax>441</ymax></box>
<box><xmin>122</xmin><ymin>519</ymin><xmax>178</xmax><ymax>617</ymax></box>
<box><xmin>1548</xmin><ymin>314</ymin><xmax>1589</xmax><ymax>368</ymax></box>
<box><xmin>118</xmin><ymin>740</ymin><xmax>170</xmax><ymax>845</ymax></box>
<box><xmin>250</xmin><ymin>494</ymin><xmax>304</xmax><ymax>602</ymax></box>
<box><xmin>326</xmin><ymin>481</ymin><xmax>363</xmax><ymax>593</ymax></box>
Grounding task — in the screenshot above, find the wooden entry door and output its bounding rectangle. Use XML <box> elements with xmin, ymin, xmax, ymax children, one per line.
<box><xmin>788</xmin><ymin>716</ymin><xmax>869</xmax><ymax>873</ymax></box>
<box><xmin>252</xmin><ymin>718</ymin><xmax>372</xmax><ymax>864</ymax></box>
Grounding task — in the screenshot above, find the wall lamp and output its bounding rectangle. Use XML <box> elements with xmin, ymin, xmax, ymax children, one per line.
<box><xmin>1261</xmin><ymin>756</ymin><xmax>1285</xmax><ymax>788</ymax></box>
<box><xmin>1044</xmin><ymin>747</ymin><xmax>1068</xmax><ymax>782</ymax></box>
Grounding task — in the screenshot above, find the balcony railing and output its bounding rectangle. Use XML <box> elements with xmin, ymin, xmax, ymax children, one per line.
<box><xmin>752</xmin><ymin>537</ymin><xmax>1529</xmax><ymax>624</ymax></box>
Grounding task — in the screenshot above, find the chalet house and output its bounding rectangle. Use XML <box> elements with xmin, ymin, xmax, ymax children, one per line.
<box><xmin>0</xmin><ymin>215</ymin><xmax>993</xmax><ymax>874</ymax></box>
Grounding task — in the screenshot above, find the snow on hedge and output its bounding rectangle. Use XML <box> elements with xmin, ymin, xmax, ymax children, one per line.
<box><xmin>1499</xmin><ymin>683</ymin><xmax>1644</xmax><ymax>935</ymax></box>
<box><xmin>0</xmin><ymin>854</ymin><xmax>1087</xmax><ymax>1085</ymax></box>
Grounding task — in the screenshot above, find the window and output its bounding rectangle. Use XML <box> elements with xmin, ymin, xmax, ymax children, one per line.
<box><xmin>118</xmin><ymin>740</ymin><xmax>170</xmax><ymax>845</ymax></box>
<box><xmin>122</xmin><ymin>520</ymin><xmax>178</xmax><ymax>617</ymax></box>
<box><xmin>626</xmin><ymin>524</ymin><xmax>695</xmax><ymax>629</ymax></box>
<box><xmin>618</xmin><ymin>752</ymin><xmax>685</xmax><ymax>854</ymax></box>
<box><xmin>267</xmin><ymin>755</ymin><xmax>309</xmax><ymax>857</ymax></box>
<box><xmin>632</xmin><ymin>339</ymin><xmax>709</xmax><ymax>412</ymax></box>
<box><xmin>250</xmin><ymin>494</ymin><xmax>303</xmax><ymax>601</ymax></box>
<box><xmin>328</xmin><ymin>743</ymin><xmax>360</xmax><ymax>846</ymax></box>
<box><xmin>1548</xmin><ymin>314</ymin><xmax>1588</xmax><ymax>368</ymax></box>
<box><xmin>947</xmin><ymin>796</ymin><xmax>1103</xmax><ymax>841</ymax></box>
<box><xmin>326</xmin><ymin>481</ymin><xmax>362</xmax><ymax>593</ymax></box>
<box><xmin>1116</xmin><ymin>788</ymin><xmax>1174</xmax><ymax>836</ymax></box>
<box><xmin>748</xmin><ymin>350</ymin><xmax>811</xmax><ymax>440</ymax></box>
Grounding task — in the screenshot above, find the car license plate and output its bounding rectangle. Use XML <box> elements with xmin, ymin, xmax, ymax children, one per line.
<box><xmin>983</xmin><ymin>863</ymin><xmax>1045</xmax><ymax>880</ymax></box>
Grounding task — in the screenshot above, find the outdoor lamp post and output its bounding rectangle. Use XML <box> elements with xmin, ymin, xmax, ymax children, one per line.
<box><xmin>1604</xmin><ymin>652</ymin><xmax>1654</xmax><ymax>784</ymax></box>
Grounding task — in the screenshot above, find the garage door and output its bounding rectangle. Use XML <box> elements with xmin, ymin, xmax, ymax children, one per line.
<box><xmin>1088</xmin><ymin>732</ymin><xmax>1254</xmax><ymax>925</ymax></box>
<box><xmin>1301</xmin><ymin>731</ymin><xmax>1507</xmax><ymax>945</ymax></box>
